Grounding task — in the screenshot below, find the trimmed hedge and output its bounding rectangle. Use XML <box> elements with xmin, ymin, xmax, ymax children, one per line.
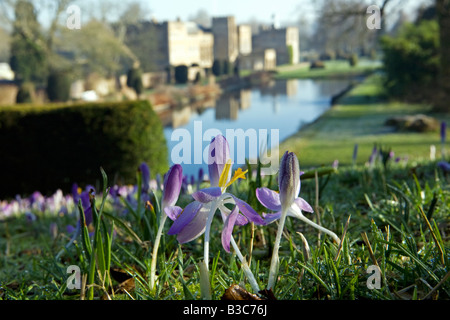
<box><xmin>0</xmin><ymin>100</ymin><xmax>168</xmax><ymax>198</ymax></box>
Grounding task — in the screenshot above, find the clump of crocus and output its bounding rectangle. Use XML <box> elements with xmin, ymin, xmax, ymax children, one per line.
<box><xmin>168</xmin><ymin>135</ymin><xmax>265</xmax><ymax>293</ymax></box>
<box><xmin>149</xmin><ymin>164</ymin><xmax>183</xmax><ymax>290</ymax></box>
<box><xmin>257</xmin><ymin>151</ymin><xmax>340</xmax><ymax>290</ymax></box>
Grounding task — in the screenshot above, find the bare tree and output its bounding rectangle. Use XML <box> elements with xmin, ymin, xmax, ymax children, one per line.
<box><xmin>188</xmin><ymin>9</ymin><xmax>211</xmax><ymax>28</ymax></box>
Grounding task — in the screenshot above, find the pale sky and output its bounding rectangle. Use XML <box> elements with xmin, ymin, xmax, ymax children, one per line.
<box><xmin>33</xmin><ymin>0</ymin><xmax>432</xmax><ymax>30</ymax></box>
<box><xmin>72</xmin><ymin>0</ymin><xmax>318</xmax><ymax>26</ymax></box>
<box><xmin>148</xmin><ymin>0</ymin><xmax>314</xmax><ymax>24</ymax></box>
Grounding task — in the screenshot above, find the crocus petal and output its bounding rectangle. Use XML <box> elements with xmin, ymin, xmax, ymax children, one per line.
<box><xmin>256</xmin><ymin>187</ymin><xmax>282</xmax><ymax>211</ymax></box>
<box><xmin>294</xmin><ymin>197</ymin><xmax>314</xmax><ymax>213</ymax></box>
<box><xmin>232</xmin><ymin>196</ymin><xmax>265</xmax><ymax>225</ymax></box>
<box><xmin>437</xmin><ymin>161</ymin><xmax>450</xmax><ymax>172</ymax></box>
<box><xmin>192</xmin><ymin>187</ymin><xmax>222</xmax><ymax>203</ymax></box>
<box><xmin>175</xmin><ymin>205</ymin><xmax>210</xmax><ymax>244</ymax></box>
<box><xmin>262</xmin><ymin>211</ymin><xmax>282</xmax><ymax>224</ymax></box>
<box><xmin>278</xmin><ymin>151</ymin><xmax>300</xmax><ymax>209</ymax></box>
<box><xmin>208</xmin><ymin>135</ymin><xmax>231</xmax><ymax>187</ymax></box>
<box><xmin>219</xmin><ymin>206</ymin><xmax>248</xmax><ymax>226</ymax></box>
<box><xmin>164</xmin><ymin>206</ymin><xmax>183</xmax><ymax>221</ymax></box>
<box><xmin>167</xmin><ymin>201</ymin><xmax>202</xmax><ymax>236</ymax></box>
<box><xmin>162</xmin><ymin>164</ymin><xmax>183</xmax><ymax>208</ymax></box>
<box><xmin>79</xmin><ymin>191</ymin><xmax>93</xmax><ymax>226</ymax></box>
<box><xmin>221</xmin><ymin>206</ymin><xmax>239</xmax><ymax>253</ymax></box>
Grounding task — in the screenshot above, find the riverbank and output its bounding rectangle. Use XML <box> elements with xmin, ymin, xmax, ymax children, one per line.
<box><xmin>278</xmin><ymin>74</ymin><xmax>450</xmax><ymax>169</ymax></box>
<box><xmin>275</xmin><ymin>59</ymin><xmax>382</xmax><ymax>80</ymax></box>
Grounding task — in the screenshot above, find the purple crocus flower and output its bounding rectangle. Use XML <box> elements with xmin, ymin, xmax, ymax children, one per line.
<box><xmin>150</xmin><ymin>164</ymin><xmax>183</xmax><ymax>290</ymax></box>
<box><xmin>441</xmin><ymin>121</ymin><xmax>447</xmax><ymax>144</ymax></box>
<box><xmin>29</xmin><ymin>191</ymin><xmax>45</xmax><ymax>211</ymax></box>
<box><xmin>256</xmin><ymin>152</ymin><xmax>313</xmax><ymax>225</ymax></box>
<box><xmin>161</xmin><ymin>164</ymin><xmax>183</xmax><ymax>209</ymax></box>
<box><xmin>256</xmin><ymin>159</ymin><xmax>340</xmax><ymax>244</ymax></box>
<box><xmin>139</xmin><ymin>162</ymin><xmax>151</xmax><ymax>194</ymax></box>
<box><xmin>71</xmin><ymin>183</ymin><xmax>81</xmax><ymax>205</ymax></box>
<box><xmin>437</xmin><ymin>161</ymin><xmax>450</xmax><ymax>172</ymax></box>
<box><xmin>80</xmin><ymin>189</ymin><xmax>94</xmax><ymax>226</ymax></box>
<box><xmin>168</xmin><ymin>135</ymin><xmax>265</xmax><ymax>253</ymax></box>
<box><xmin>168</xmin><ymin>135</ymin><xmax>264</xmax><ymax>293</ymax></box>
<box><xmin>259</xmin><ymin>151</ymin><xmax>340</xmax><ymax>290</ymax></box>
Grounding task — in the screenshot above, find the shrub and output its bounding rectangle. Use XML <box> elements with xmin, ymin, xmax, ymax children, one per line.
<box><xmin>174</xmin><ymin>65</ymin><xmax>188</xmax><ymax>84</ymax></box>
<box><xmin>126</xmin><ymin>67</ymin><xmax>144</xmax><ymax>96</ymax></box>
<box><xmin>380</xmin><ymin>20</ymin><xmax>439</xmax><ymax>99</ymax></box>
<box><xmin>16</xmin><ymin>82</ymin><xmax>35</xmax><ymax>103</ymax></box>
<box><xmin>310</xmin><ymin>60</ymin><xmax>325</xmax><ymax>69</ymax></box>
<box><xmin>348</xmin><ymin>54</ymin><xmax>358</xmax><ymax>67</ymax></box>
<box><xmin>0</xmin><ymin>100</ymin><xmax>168</xmax><ymax>197</ymax></box>
<box><xmin>47</xmin><ymin>71</ymin><xmax>71</xmax><ymax>102</ymax></box>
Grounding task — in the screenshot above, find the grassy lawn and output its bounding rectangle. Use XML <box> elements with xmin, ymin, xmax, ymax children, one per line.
<box><xmin>275</xmin><ymin>59</ymin><xmax>382</xmax><ymax>80</ymax></box>
<box><xmin>280</xmin><ymin>74</ymin><xmax>450</xmax><ymax>169</ymax></box>
<box><xmin>0</xmin><ymin>73</ymin><xmax>449</xmax><ymax>302</ymax></box>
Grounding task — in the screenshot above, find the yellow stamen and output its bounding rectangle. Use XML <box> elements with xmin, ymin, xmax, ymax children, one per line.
<box><xmin>218</xmin><ymin>159</ymin><xmax>233</xmax><ymax>188</ymax></box>
<box><xmin>225</xmin><ymin>167</ymin><xmax>248</xmax><ymax>189</ymax></box>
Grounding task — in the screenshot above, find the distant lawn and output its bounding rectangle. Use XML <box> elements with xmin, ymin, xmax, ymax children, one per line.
<box><xmin>275</xmin><ymin>59</ymin><xmax>382</xmax><ymax>80</ymax></box>
<box><xmin>279</xmin><ymin>74</ymin><xmax>450</xmax><ymax>169</ymax></box>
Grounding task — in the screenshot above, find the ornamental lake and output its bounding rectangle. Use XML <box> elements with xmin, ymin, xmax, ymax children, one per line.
<box><xmin>163</xmin><ymin>78</ymin><xmax>352</xmax><ymax>178</ymax></box>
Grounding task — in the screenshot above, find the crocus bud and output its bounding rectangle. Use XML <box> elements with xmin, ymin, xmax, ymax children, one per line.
<box><xmin>352</xmin><ymin>144</ymin><xmax>358</xmax><ymax>164</ymax></box>
<box><xmin>441</xmin><ymin>121</ymin><xmax>447</xmax><ymax>144</ymax></box>
<box><xmin>139</xmin><ymin>162</ymin><xmax>151</xmax><ymax>193</ymax></box>
<box><xmin>208</xmin><ymin>135</ymin><xmax>231</xmax><ymax>187</ymax></box>
<box><xmin>162</xmin><ymin>164</ymin><xmax>183</xmax><ymax>208</ymax></box>
<box><xmin>278</xmin><ymin>151</ymin><xmax>300</xmax><ymax>210</ymax></box>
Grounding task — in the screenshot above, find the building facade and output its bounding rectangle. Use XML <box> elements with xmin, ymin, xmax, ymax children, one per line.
<box><xmin>252</xmin><ymin>26</ymin><xmax>299</xmax><ymax>65</ymax></box>
<box><xmin>237</xmin><ymin>25</ymin><xmax>252</xmax><ymax>55</ymax></box>
<box><xmin>157</xmin><ymin>20</ymin><xmax>214</xmax><ymax>70</ymax></box>
<box><xmin>212</xmin><ymin>16</ymin><xmax>239</xmax><ymax>64</ymax></box>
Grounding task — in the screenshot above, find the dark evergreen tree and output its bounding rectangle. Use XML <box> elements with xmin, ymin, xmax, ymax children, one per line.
<box><xmin>47</xmin><ymin>71</ymin><xmax>71</xmax><ymax>102</ymax></box>
<box><xmin>9</xmin><ymin>0</ymin><xmax>48</xmax><ymax>84</ymax></box>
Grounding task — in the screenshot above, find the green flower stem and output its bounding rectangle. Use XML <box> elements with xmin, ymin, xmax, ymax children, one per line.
<box><xmin>150</xmin><ymin>213</ymin><xmax>168</xmax><ymax>291</ymax></box>
<box><xmin>267</xmin><ymin>206</ymin><xmax>288</xmax><ymax>290</ymax></box>
<box><xmin>218</xmin><ymin>203</ymin><xmax>260</xmax><ymax>293</ymax></box>
<box><xmin>203</xmin><ymin>202</ymin><xmax>219</xmax><ymax>271</ymax></box>
<box><xmin>230</xmin><ymin>236</ymin><xmax>260</xmax><ymax>293</ymax></box>
<box><xmin>296</xmin><ymin>213</ymin><xmax>341</xmax><ymax>245</ymax></box>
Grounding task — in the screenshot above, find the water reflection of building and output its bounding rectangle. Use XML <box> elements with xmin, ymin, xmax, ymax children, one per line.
<box><xmin>215</xmin><ymin>94</ymin><xmax>239</xmax><ymax>120</ymax></box>
<box><xmin>160</xmin><ymin>88</ymin><xmax>253</xmax><ymax>126</ymax></box>
<box><xmin>215</xmin><ymin>89</ymin><xmax>252</xmax><ymax>120</ymax></box>
<box><xmin>239</xmin><ymin>90</ymin><xmax>251</xmax><ymax>110</ymax></box>
<box><xmin>171</xmin><ymin>106</ymin><xmax>192</xmax><ymax>128</ymax></box>
<box><xmin>260</xmin><ymin>79</ymin><xmax>297</xmax><ymax>97</ymax></box>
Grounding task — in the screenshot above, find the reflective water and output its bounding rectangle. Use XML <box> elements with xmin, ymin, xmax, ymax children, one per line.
<box><xmin>163</xmin><ymin>78</ymin><xmax>351</xmax><ymax>178</ymax></box>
